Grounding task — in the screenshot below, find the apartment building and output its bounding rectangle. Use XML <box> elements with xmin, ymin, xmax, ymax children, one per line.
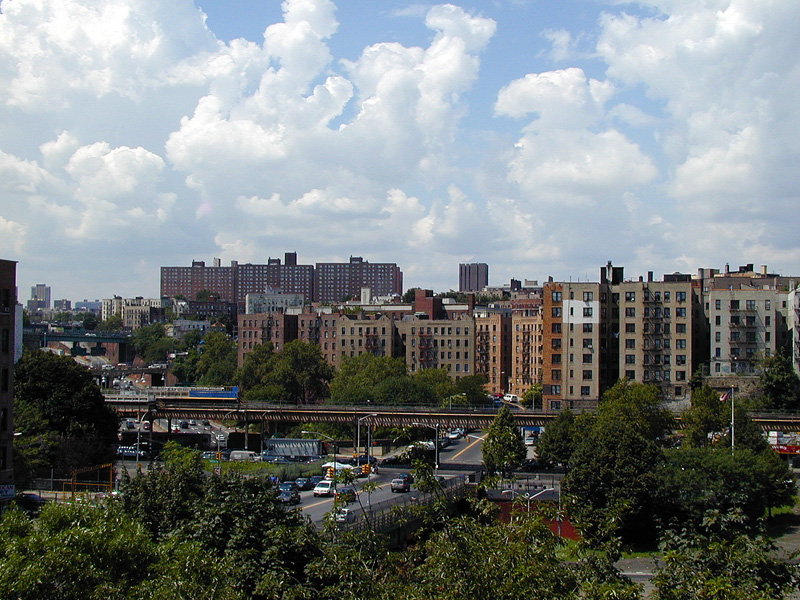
<box><xmin>612</xmin><ymin>275</ymin><xmax>699</xmax><ymax>403</ymax></box>
<box><xmin>459</xmin><ymin>263</ymin><xmax>488</xmax><ymax>292</ymax></box>
<box><xmin>237</xmin><ymin>312</ymin><xmax>299</xmax><ymax>366</ymax></box>
<box><xmin>0</xmin><ymin>260</ymin><xmax>16</xmax><ymax>489</ymax></box>
<box><xmin>508</xmin><ymin>308</ymin><xmax>544</xmax><ymax>399</ymax></box>
<box><xmin>395</xmin><ymin>316</ymin><xmax>475</xmax><ymax>379</ymax></box>
<box><xmin>541</xmin><ymin>281</ymin><xmax>606</xmax><ymax>411</ymax></box>
<box><xmin>315</xmin><ymin>256</ymin><xmax>403</xmax><ymax>304</ymax></box>
<box><xmin>474</xmin><ymin>309</ymin><xmax>511</xmax><ymax>395</ymax></box>
<box><xmin>162</xmin><ymin>253</ymin><xmax>402</xmax><ymax>304</ymax></box>
<box><xmin>707</xmin><ymin>286</ymin><xmax>789</xmax><ymax>376</ymax></box>
<box><xmin>338</xmin><ymin>314</ymin><xmax>396</xmax><ymax>361</ymax></box>
<box><xmin>789</xmin><ymin>287</ymin><xmax>800</xmax><ymax>376</ymax></box>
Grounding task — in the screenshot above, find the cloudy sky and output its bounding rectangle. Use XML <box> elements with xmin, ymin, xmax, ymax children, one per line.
<box><xmin>1</xmin><ymin>0</ymin><xmax>799</xmax><ymax>303</ymax></box>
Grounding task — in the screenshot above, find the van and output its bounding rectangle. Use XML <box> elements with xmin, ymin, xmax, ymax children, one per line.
<box><xmin>228</xmin><ymin>450</ymin><xmax>259</xmax><ymax>462</ymax></box>
<box><xmin>313</xmin><ymin>480</ymin><xmax>335</xmax><ymax>497</ymax></box>
<box><xmin>503</xmin><ymin>393</ymin><xmax>519</xmax><ymax>403</ymax></box>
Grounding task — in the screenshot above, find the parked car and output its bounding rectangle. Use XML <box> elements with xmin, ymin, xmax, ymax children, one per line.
<box><xmin>278</xmin><ymin>490</ymin><xmax>301</xmax><ymax>505</ymax></box>
<box><xmin>335</xmin><ymin>487</ymin><xmax>356</xmax><ymax>503</ymax></box>
<box><xmin>391</xmin><ymin>478</ymin><xmax>411</xmax><ymax>493</ymax></box>
<box><xmin>309</xmin><ymin>475</ymin><xmax>324</xmax><ymax>486</ymax></box>
<box><xmin>313</xmin><ymin>481</ymin><xmax>335</xmax><ymax>497</ymax></box>
<box><xmin>229</xmin><ymin>450</ymin><xmax>259</xmax><ymax>461</ymax></box>
<box><xmin>142</xmin><ymin>421</ymin><xmax>151</xmax><ymax>431</ymax></box>
<box><xmin>334</xmin><ymin>507</ymin><xmax>356</xmax><ymax>523</ymax></box>
<box><xmin>13</xmin><ymin>492</ymin><xmax>47</xmax><ymax>516</ymax></box>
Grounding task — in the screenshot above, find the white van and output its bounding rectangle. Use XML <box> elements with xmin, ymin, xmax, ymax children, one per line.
<box><xmin>228</xmin><ymin>450</ymin><xmax>259</xmax><ymax>462</ymax></box>
<box><xmin>503</xmin><ymin>393</ymin><xmax>520</xmax><ymax>403</ymax></box>
<box><xmin>313</xmin><ymin>480</ymin><xmax>335</xmax><ymax>497</ymax></box>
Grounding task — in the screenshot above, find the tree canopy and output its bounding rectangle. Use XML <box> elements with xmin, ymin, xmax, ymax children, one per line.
<box><xmin>482</xmin><ymin>405</ymin><xmax>526</xmax><ymax>477</ymax></box>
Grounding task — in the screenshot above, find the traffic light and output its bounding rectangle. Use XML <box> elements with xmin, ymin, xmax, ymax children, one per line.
<box><xmin>327</xmin><ymin>467</ymin><xmax>335</xmax><ymax>479</ymax></box>
<box><xmin>362</xmin><ymin>464</ymin><xmax>371</xmax><ymax>475</ymax></box>
<box><xmin>216</xmin><ymin>452</ymin><xmax>222</xmax><ymax>461</ymax></box>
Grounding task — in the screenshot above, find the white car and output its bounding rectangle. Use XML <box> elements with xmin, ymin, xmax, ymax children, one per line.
<box><xmin>313</xmin><ymin>481</ymin><xmax>335</xmax><ymax>497</ymax></box>
<box><xmin>334</xmin><ymin>507</ymin><xmax>356</xmax><ymax>523</ymax></box>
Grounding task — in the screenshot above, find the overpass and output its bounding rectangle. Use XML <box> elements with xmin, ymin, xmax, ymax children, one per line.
<box><xmin>104</xmin><ymin>388</ymin><xmax>800</xmax><ymax>431</ymax></box>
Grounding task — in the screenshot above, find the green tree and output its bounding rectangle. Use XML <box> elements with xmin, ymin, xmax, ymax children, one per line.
<box><xmin>13</xmin><ymin>351</ymin><xmax>119</xmax><ymax>481</ymax></box>
<box><xmin>413</xmin><ymin>367</ymin><xmax>458</xmax><ymax>403</ymax></box>
<box><xmin>0</xmin><ymin>501</ymin><xmax>157</xmax><ymax>600</ymax></box>
<box><xmin>756</xmin><ymin>349</ymin><xmax>800</xmax><ymax>410</ymax></box>
<box><xmin>375</xmin><ymin>375</ymin><xmax>438</xmax><ymax>406</ymax></box>
<box><xmin>329</xmin><ymin>354</ymin><xmax>407</xmax><ymax>405</ymax></box>
<box><xmin>269</xmin><ymin>340</ymin><xmax>333</xmax><ymax>405</ymax></box>
<box><xmin>195</xmin><ymin>331</ymin><xmax>237</xmax><ymax>386</ymax></box>
<box><xmin>455</xmin><ymin>374</ymin><xmax>489</xmax><ymax>406</ymax></box>
<box><xmin>653</xmin><ymin>514</ymin><xmax>800</xmax><ymax>600</ymax></box>
<box><xmin>681</xmin><ymin>384</ymin><xmax>728</xmax><ymax>448</ymax></box>
<box><xmin>97</xmin><ymin>313</ymin><xmax>123</xmax><ymax>332</ymax></box>
<box><xmin>599</xmin><ymin>379</ymin><xmax>675</xmax><ymax>443</ymax></box>
<box><xmin>535</xmin><ymin>408</ymin><xmax>576</xmax><ymax>468</ymax></box>
<box><xmin>522</xmin><ymin>382</ymin><xmax>543</xmax><ymax>409</ymax></box>
<box><xmin>482</xmin><ymin>405</ymin><xmax>526</xmax><ymax>477</ymax></box>
<box><xmin>132</xmin><ymin>323</ymin><xmax>171</xmax><ymax>364</ymax></box>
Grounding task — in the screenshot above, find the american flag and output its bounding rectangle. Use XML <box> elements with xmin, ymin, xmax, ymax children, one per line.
<box><xmin>720</xmin><ymin>390</ymin><xmax>732</xmax><ymax>402</ymax></box>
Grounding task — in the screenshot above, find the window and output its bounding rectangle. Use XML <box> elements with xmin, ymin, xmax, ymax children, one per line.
<box><xmin>552</xmin><ymin>307</ymin><xmax>562</xmax><ymax>317</ymax></box>
<box><xmin>676</xmin><ymin>291</ymin><xmax>686</xmax><ymax>302</ymax></box>
<box><xmin>625</xmin><ymin>323</ymin><xmax>636</xmax><ymax>333</ymax></box>
<box><xmin>730</xmin><ymin>300</ymin><xmax>739</xmax><ymax>310</ymax></box>
<box><xmin>552</xmin><ymin>354</ymin><xmax>562</xmax><ymax>364</ymax></box>
<box><xmin>582</xmin><ymin>339</ymin><xmax>593</xmax><ymax>348</ymax></box>
<box><xmin>746</xmin><ymin>299</ymin><xmax>756</xmax><ymax>310</ymax></box>
<box><xmin>583</xmin><ymin>354</ymin><xmax>593</xmax><ymax>363</ymax></box>
<box><xmin>664</xmin><ymin>291</ymin><xmax>671</xmax><ymax>302</ymax></box>
<box><xmin>625</xmin><ymin>307</ymin><xmax>636</xmax><ymax>317</ymax></box>
<box><xmin>715</xmin><ymin>332</ymin><xmax>721</xmax><ymax>342</ymax></box>
<box><xmin>583</xmin><ymin>307</ymin><xmax>593</xmax><ymax>317</ymax></box>
<box><xmin>663</xmin><ymin>307</ymin><xmax>670</xmax><ymax>318</ymax></box>
<box><xmin>625</xmin><ymin>339</ymin><xmax>635</xmax><ymax>349</ymax></box>
<box><xmin>583</xmin><ymin>291</ymin><xmax>593</xmax><ymax>301</ymax></box>
<box><xmin>583</xmin><ymin>370</ymin><xmax>593</xmax><ymax>380</ymax></box>
<box><xmin>715</xmin><ymin>315</ymin><xmax>721</xmax><ymax>326</ymax></box>
<box><xmin>552</xmin><ymin>291</ymin><xmax>562</xmax><ymax>302</ymax></box>
<box><xmin>676</xmin><ymin>323</ymin><xmax>686</xmax><ymax>333</ymax></box>
<box><xmin>715</xmin><ymin>299</ymin><xmax>721</xmax><ymax>310</ymax></box>
<box><xmin>581</xmin><ymin>386</ymin><xmax>591</xmax><ymax>396</ymax></box>
<box><xmin>552</xmin><ymin>339</ymin><xmax>562</xmax><ymax>349</ymax></box>
<box><xmin>676</xmin><ymin>339</ymin><xmax>687</xmax><ymax>349</ymax></box>
<box><xmin>625</xmin><ymin>354</ymin><xmax>635</xmax><ymax>364</ymax></box>
<box><xmin>625</xmin><ymin>370</ymin><xmax>635</xmax><ymax>379</ymax></box>
<box><xmin>551</xmin><ymin>370</ymin><xmax>562</xmax><ymax>380</ymax></box>
<box><xmin>625</xmin><ymin>291</ymin><xmax>636</xmax><ymax>302</ymax></box>
<box><xmin>552</xmin><ymin>323</ymin><xmax>562</xmax><ymax>333</ymax></box>
<box><xmin>765</xmin><ymin>300</ymin><xmax>771</xmax><ymax>310</ymax></box>
<box><xmin>676</xmin><ymin>307</ymin><xmax>686</xmax><ymax>317</ymax></box>
<box><xmin>550</xmin><ymin>399</ymin><xmax>561</xmax><ymax>409</ymax></box>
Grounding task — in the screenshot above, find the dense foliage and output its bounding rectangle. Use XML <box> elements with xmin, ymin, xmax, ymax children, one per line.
<box><xmin>13</xmin><ymin>351</ymin><xmax>119</xmax><ymax>483</ymax></box>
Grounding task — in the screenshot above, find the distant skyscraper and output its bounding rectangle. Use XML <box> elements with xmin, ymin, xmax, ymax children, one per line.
<box><xmin>28</xmin><ymin>283</ymin><xmax>51</xmax><ymax>311</ymax></box>
<box><xmin>459</xmin><ymin>263</ymin><xmax>488</xmax><ymax>292</ymax></box>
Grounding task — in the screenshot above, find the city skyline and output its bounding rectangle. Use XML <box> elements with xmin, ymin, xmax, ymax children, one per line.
<box><xmin>2</xmin><ymin>0</ymin><xmax>799</xmax><ymax>301</ymax></box>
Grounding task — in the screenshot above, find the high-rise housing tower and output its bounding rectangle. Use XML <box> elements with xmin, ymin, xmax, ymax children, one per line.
<box><xmin>459</xmin><ymin>263</ymin><xmax>488</xmax><ymax>293</ymax></box>
<box><xmin>28</xmin><ymin>283</ymin><xmax>50</xmax><ymax>311</ymax></box>
<box><xmin>0</xmin><ymin>260</ymin><xmax>17</xmax><ymax>490</ymax></box>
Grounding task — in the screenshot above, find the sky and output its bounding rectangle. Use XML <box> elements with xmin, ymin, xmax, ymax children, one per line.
<box><xmin>1</xmin><ymin>0</ymin><xmax>799</xmax><ymax>303</ymax></box>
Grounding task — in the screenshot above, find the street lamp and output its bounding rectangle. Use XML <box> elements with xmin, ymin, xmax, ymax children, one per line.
<box><xmin>302</xmin><ymin>430</ymin><xmax>338</xmax><ymax>492</ymax></box>
<box><xmin>412</xmin><ymin>422</ymin><xmax>440</xmax><ymax>474</ymax></box>
<box><xmin>356</xmin><ymin>414</ymin><xmax>377</xmax><ymax>468</ymax></box>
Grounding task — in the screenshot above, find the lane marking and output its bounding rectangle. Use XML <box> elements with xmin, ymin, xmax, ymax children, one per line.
<box><xmin>449</xmin><ymin>434</ymin><xmax>484</xmax><ymax>460</ymax></box>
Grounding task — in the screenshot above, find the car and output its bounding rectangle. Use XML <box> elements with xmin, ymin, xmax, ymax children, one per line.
<box><xmin>200</xmin><ymin>451</ymin><xmax>217</xmax><ymax>460</ymax></box>
<box><xmin>279</xmin><ymin>481</ymin><xmax>300</xmax><ymax>493</ymax></box>
<box><xmin>396</xmin><ymin>472</ymin><xmax>414</xmax><ymax>484</ymax></box>
<box><xmin>313</xmin><ymin>481</ymin><xmax>335</xmax><ymax>497</ymax></box>
<box><xmin>391</xmin><ymin>478</ymin><xmax>411</xmax><ymax>493</ymax></box>
<box><xmin>335</xmin><ymin>487</ymin><xmax>356</xmax><ymax>503</ymax></box>
<box><xmin>180</xmin><ymin>421</ymin><xmax>189</xmax><ymax>429</ymax></box>
<box><xmin>13</xmin><ymin>492</ymin><xmax>47</xmax><ymax>516</ymax></box>
<box><xmin>447</xmin><ymin>429</ymin><xmax>463</xmax><ymax>440</ymax></box>
<box><xmin>142</xmin><ymin>421</ymin><xmax>151</xmax><ymax>431</ymax></box>
<box><xmin>309</xmin><ymin>475</ymin><xmax>323</xmax><ymax>486</ymax></box>
<box><xmin>116</xmin><ymin>446</ymin><xmax>147</xmax><ymax>459</ymax></box>
<box><xmin>334</xmin><ymin>507</ymin><xmax>356</xmax><ymax>523</ymax></box>
<box><xmin>295</xmin><ymin>477</ymin><xmax>313</xmax><ymax>491</ymax></box>
<box><xmin>125</xmin><ymin>421</ymin><xmax>135</xmax><ymax>430</ymax></box>
<box><xmin>278</xmin><ymin>490</ymin><xmax>301</xmax><ymax>505</ymax></box>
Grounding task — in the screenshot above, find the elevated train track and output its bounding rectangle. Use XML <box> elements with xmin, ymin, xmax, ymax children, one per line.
<box><xmin>106</xmin><ymin>390</ymin><xmax>800</xmax><ymax>431</ymax></box>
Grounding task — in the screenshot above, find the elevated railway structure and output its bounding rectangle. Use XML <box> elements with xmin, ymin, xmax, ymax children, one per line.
<box><xmin>105</xmin><ymin>387</ymin><xmax>800</xmax><ymax>433</ymax></box>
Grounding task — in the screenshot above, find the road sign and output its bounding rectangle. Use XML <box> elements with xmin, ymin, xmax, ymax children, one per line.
<box><xmin>0</xmin><ymin>484</ymin><xmax>15</xmax><ymax>500</ymax></box>
<box><xmin>214</xmin><ymin>466</ymin><xmax>222</xmax><ymax>476</ymax></box>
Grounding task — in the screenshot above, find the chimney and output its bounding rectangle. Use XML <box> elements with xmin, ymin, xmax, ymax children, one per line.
<box><xmin>648</xmin><ymin>271</ymin><xmax>654</xmax><ymax>282</ymax></box>
<box><xmin>761</xmin><ymin>265</ymin><xmax>767</xmax><ymax>276</ymax></box>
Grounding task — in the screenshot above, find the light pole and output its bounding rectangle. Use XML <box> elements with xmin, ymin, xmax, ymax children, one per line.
<box><xmin>302</xmin><ymin>430</ymin><xmax>338</xmax><ymax>493</ymax></box>
<box><xmin>357</xmin><ymin>414</ymin><xmax>377</xmax><ymax>467</ymax></box>
<box><xmin>412</xmin><ymin>422</ymin><xmax>440</xmax><ymax>474</ymax></box>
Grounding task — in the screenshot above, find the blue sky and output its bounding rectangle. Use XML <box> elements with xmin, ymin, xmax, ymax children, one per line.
<box><xmin>1</xmin><ymin>0</ymin><xmax>798</xmax><ymax>302</ymax></box>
